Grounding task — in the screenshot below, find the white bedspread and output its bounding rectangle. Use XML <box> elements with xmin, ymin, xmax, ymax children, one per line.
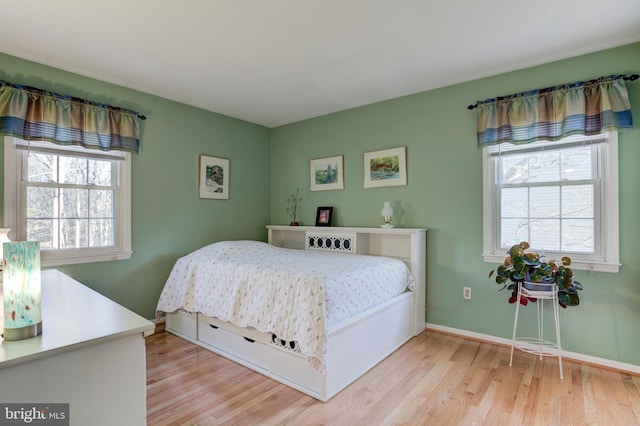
<box><xmin>155</xmin><ymin>240</ymin><xmax>414</xmax><ymax>373</ymax></box>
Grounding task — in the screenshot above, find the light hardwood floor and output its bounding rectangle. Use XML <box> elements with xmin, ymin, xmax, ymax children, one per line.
<box><xmin>146</xmin><ymin>330</ymin><xmax>640</xmax><ymax>425</ymax></box>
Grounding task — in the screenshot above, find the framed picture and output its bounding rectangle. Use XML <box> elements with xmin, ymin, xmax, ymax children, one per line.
<box><xmin>198</xmin><ymin>155</ymin><xmax>229</xmax><ymax>199</ymax></box>
<box><xmin>363</xmin><ymin>146</ymin><xmax>407</xmax><ymax>189</ymax></box>
<box><xmin>315</xmin><ymin>206</ymin><xmax>334</xmax><ymax>226</ymax></box>
<box><xmin>310</xmin><ymin>155</ymin><xmax>344</xmax><ymax>191</ymax></box>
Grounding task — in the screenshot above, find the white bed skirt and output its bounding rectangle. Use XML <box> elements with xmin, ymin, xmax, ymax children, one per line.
<box><xmin>166</xmin><ymin>290</ymin><xmax>418</xmax><ymax>402</ymax></box>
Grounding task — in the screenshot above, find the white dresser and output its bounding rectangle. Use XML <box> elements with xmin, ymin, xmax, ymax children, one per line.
<box><xmin>0</xmin><ymin>269</ymin><xmax>154</xmax><ymax>425</ymax></box>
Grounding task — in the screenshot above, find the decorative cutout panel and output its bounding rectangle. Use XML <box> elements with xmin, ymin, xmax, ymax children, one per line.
<box><xmin>305</xmin><ymin>232</ymin><xmax>356</xmax><ymax>253</ymax></box>
<box><xmin>271</xmin><ymin>333</ymin><xmax>301</xmax><ymax>354</ymax></box>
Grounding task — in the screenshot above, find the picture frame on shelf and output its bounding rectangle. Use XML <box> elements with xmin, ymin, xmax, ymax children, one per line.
<box><xmin>310</xmin><ymin>155</ymin><xmax>344</xmax><ymax>191</ymax></box>
<box><xmin>315</xmin><ymin>207</ymin><xmax>334</xmax><ymax>226</ymax></box>
<box><xmin>199</xmin><ymin>155</ymin><xmax>229</xmax><ymax>199</ymax></box>
<box><xmin>363</xmin><ymin>146</ymin><xmax>407</xmax><ymax>189</ymax></box>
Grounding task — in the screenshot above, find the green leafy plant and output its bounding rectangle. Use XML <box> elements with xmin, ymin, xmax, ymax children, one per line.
<box><xmin>488</xmin><ymin>241</ymin><xmax>583</xmax><ymax>308</ymax></box>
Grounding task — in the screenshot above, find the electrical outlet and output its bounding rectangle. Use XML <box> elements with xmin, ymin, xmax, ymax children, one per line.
<box><xmin>463</xmin><ymin>287</ymin><xmax>471</xmax><ymax>300</ymax></box>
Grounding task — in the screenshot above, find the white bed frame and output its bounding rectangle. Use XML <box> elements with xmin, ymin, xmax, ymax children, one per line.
<box><xmin>165</xmin><ymin>225</ymin><xmax>427</xmax><ymax>401</ymax></box>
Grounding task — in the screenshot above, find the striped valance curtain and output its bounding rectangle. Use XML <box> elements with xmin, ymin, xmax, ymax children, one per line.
<box><xmin>474</xmin><ymin>75</ymin><xmax>635</xmax><ymax>148</ymax></box>
<box><xmin>0</xmin><ymin>80</ymin><xmax>144</xmax><ymax>154</ymax></box>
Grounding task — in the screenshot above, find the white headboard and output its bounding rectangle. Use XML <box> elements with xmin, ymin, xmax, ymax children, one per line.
<box><xmin>266</xmin><ymin>225</ymin><xmax>427</xmax><ymax>334</ymax></box>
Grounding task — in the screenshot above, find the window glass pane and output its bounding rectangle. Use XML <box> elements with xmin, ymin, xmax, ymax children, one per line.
<box><xmin>496</xmin><ymin>141</ymin><xmax>598</xmax><ymax>256</ymax></box>
<box><xmin>501</xmin><ymin>219</ymin><xmax>528</xmax><ymax>248</ymax></box>
<box><xmin>26</xmin><ymin>219</ymin><xmax>55</xmax><ymax>249</ymax></box>
<box><xmin>90</xmin><ymin>219</ymin><xmax>114</xmax><ymax>246</ymax></box>
<box><xmin>25</xmin><ymin>158</ymin><xmax>115</xmax><ymax>250</ymax></box>
<box><xmin>528</xmin><ymin>152</ymin><xmax>560</xmax><ymax>183</ymax></box>
<box><xmin>60</xmin><ymin>219</ymin><xmax>89</xmax><ymax>249</ymax></box>
<box><xmin>61</xmin><ymin>188</ymin><xmax>89</xmax><ymax>218</ymax></box>
<box><xmin>530</xmin><ymin>219</ymin><xmax>560</xmax><ymax>251</ymax></box>
<box><xmin>562</xmin><ymin>185</ymin><xmax>593</xmax><ymax>218</ymax></box>
<box><xmin>90</xmin><ymin>190</ymin><xmax>114</xmax><ymax>218</ymax></box>
<box><xmin>561</xmin><ymin>147</ymin><xmax>592</xmax><ymax>180</ymax></box>
<box><xmin>562</xmin><ymin>219</ymin><xmax>594</xmax><ymax>253</ymax></box>
<box><xmin>26</xmin><ymin>187</ymin><xmax>57</xmax><ymax>218</ymax></box>
<box><xmin>530</xmin><ymin>186</ymin><xmax>559</xmax><ymax>218</ymax></box>
<box><xmin>501</xmin><ymin>188</ymin><xmax>528</xmax><ymax>218</ymax></box>
<box><xmin>501</xmin><ymin>155</ymin><xmax>529</xmax><ymax>184</ymax></box>
<box><xmin>60</xmin><ymin>156</ymin><xmax>87</xmax><ymax>184</ymax></box>
<box><xmin>27</xmin><ymin>152</ymin><xmax>57</xmax><ymax>183</ymax></box>
<box><xmin>88</xmin><ymin>159</ymin><xmax>113</xmax><ymax>186</ymax></box>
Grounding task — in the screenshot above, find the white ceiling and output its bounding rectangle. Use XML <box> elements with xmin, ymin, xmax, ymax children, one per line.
<box><xmin>2</xmin><ymin>1</ymin><xmax>640</xmax><ymax>127</ymax></box>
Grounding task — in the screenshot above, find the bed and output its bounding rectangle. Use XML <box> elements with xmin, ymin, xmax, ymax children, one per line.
<box><xmin>158</xmin><ymin>225</ymin><xmax>426</xmax><ymax>401</ymax></box>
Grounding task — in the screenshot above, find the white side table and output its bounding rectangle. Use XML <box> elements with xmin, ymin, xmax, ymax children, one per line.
<box><xmin>509</xmin><ymin>281</ymin><xmax>563</xmax><ymax>379</ymax></box>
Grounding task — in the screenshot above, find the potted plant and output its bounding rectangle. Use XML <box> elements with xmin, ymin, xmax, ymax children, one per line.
<box><xmin>488</xmin><ymin>241</ymin><xmax>583</xmax><ymax>308</ymax></box>
<box><xmin>286</xmin><ymin>188</ymin><xmax>302</xmax><ymax>226</ymax></box>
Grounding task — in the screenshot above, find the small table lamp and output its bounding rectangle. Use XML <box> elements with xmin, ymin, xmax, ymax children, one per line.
<box><xmin>3</xmin><ymin>240</ymin><xmax>42</xmax><ymax>341</ymax></box>
<box><xmin>381</xmin><ymin>202</ymin><xmax>395</xmax><ymax>228</ymax></box>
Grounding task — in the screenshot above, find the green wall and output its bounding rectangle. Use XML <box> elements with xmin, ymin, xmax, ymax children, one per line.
<box><xmin>0</xmin><ymin>53</ymin><xmax>271</xmax><ymax>319</ymax></box>
<box><xmin>270</xmin><ymin>42</ymin><xmax>640</xmax><ymax>366</ymax></box>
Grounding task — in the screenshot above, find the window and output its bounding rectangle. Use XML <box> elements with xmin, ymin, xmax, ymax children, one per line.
<box><xmin>483</xmin><ymin>132</ymin><xmax>619</xmax><ymax>273</ymax></box>
<box><xmin>4</xmin><ymin>137</ymin><xmax>132</xmax><ymax>267</ymax></box>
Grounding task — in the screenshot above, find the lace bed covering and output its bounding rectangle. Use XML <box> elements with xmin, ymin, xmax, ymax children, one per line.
<box><xmin>156</xmin><ymin>240</ymin><xmax>414</xmax><ymax>373</ymax></box>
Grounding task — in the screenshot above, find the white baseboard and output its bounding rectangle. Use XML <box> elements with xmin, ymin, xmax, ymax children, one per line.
<box><xmin>426</xmin><ymin>323</ymin><xmax>640</xmax><ymax>375</ymax></box>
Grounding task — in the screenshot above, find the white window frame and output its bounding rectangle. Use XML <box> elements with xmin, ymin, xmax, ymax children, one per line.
<box><xmin>4</xmin><ymin>137</ymin><xmax>132</xmax><ymax>267</ymax></box>
<box><xmin>482</xmin><ymin>132</ymin><xmax>620</xmax><ymax>273</ymax></box>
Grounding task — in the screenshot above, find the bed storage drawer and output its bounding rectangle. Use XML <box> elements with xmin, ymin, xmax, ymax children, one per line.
<box><xmin>198</xmin><ymin>320</ymin><xmax>231</xmax><ymax>351</ymax></box>
<box><xmin>199</xmin><ymin>314</ymin><xmax>270</xmax><ymax>344</ymax></box>
<box><xmin>269</xmin><ymin>347</ymin><xmax>321</xmax><ymax>393</ymax></box>
<box><xmin>166</xmin><ymin>310</ymin><xmax>197</xmax><ymax>339</ymax></box>
<box><xmin>229</xmin><ymin>333</ymin><xmax>268</xmax><ymax>369</ymax></box>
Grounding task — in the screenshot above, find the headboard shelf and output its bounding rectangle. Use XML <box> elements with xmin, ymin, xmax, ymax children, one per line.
<box><xmin>266</xmin><ymin>225</ymin><xmax>427</xmax><ymax>333</ymax></box>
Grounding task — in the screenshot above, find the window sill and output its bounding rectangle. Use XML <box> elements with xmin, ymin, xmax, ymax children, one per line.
<box><xmin>483</xmin><ymin>254</ymin><xmax>620</xmax><ymax>274</ymax></box>
<box><xmin>41</xmin><ymin>249</ymin><xmax>133</xmax><ymax>268</ymax></box>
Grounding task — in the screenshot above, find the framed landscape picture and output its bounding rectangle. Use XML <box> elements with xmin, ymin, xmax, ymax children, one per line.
<box><xmin>363</xmin><ymin>146</ymin><xmax>407</xmax><ymax>189</ymax></box>
<box><xmin>198</xmin><ymin>155</ymin><xmax>229</xmax><ymax>199</ymax></box>
<box><xmin>310</xmin><ymin>155</ymin><xmax>344</xmax><ymax>191</ymax></box>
